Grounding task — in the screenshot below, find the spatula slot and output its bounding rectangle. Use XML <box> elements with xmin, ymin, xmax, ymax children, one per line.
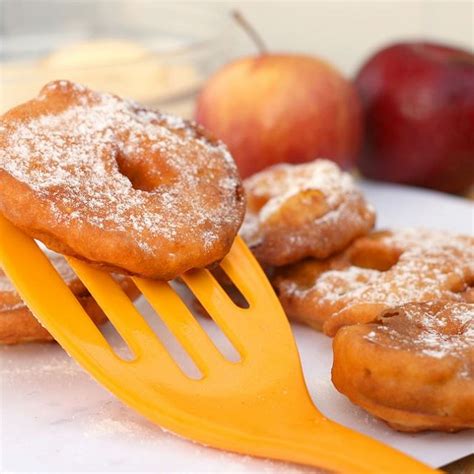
<box><xmin>134</xmin><ymin>296</ymin><xmax>203</xmax><ymax>380</ymax></box>
<box><xmin>180</xmin><ymin>269</ymin><xmax>248</xmax><ymax>361</ymax></box>
<box><xmin>170</xmin><ymin>281</ymin><xmax>242</xmax><ymax>364</ymax></box>
<box><xmin>208</xmin><ymin>268</ymin><xmax>250</xmax><ymax>309</ymax></box>
<box><xmin>134</xmin><ymin>277</ymin><xmax>228</xmax><ymax>378</ymax></box>
<box><xmin>197</xmin><ymin>316</ymin><xmax>242</xmax><ymax>364</ymax></box>
<box><xmin>98</xmin><ymin>314</ymin><xmax>136</xmax><ymax>362</ymax></box>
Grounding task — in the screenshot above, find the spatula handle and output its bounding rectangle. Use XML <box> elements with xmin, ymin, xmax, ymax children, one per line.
<box><xmin>251</xmin><ymin>419</ymin><xmax>439</xmax><ymax>473</ymax></box>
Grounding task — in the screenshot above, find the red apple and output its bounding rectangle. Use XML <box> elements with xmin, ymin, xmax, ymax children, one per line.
<box><xmin>355</xmin><ymin>42</ymin><xmax>474</xmax><ymax>194</ymax></box>
<box><xmin>195</xmin><ymin>54</ymin><xmax>362</xmax><ymax>178</ymax></box>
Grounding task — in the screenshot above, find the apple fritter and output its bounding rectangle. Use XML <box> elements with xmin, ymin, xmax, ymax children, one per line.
<box><xmin>332</xmin><ymin>300</ymin><xmax>474</xmax><ymax>432</ymax></box>
<box><xmin>240</xmin><ymin>160</ymin><xmax>375</xmax><ymax>266</ymax></box>
<box><xmin>273</xmin><ymin>228</ymin><xmax>474</xmax><ymax>335</ymax></box>
<box><xmin>0</xmin><ymin>80</ymin><xmax>245</xmax><ymax>280</ymax></box>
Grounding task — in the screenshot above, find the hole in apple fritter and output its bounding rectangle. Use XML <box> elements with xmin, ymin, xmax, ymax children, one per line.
<box><xmin>115</xmin><ymin>149</ymin><xmax>177</xmax><ymax>192</ymax></box>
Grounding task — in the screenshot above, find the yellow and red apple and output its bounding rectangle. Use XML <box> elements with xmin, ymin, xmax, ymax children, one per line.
<box><xmin>355</xmin><ymin>42</ymin><xmax>474</xmax><ymax>194</ymax></box>
<box><xmin>195</xmin><ymin>54</ymin><xmax>362</xmax><ymax>178</ymax></box>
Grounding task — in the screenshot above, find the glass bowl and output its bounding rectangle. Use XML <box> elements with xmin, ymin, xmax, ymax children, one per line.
<box><xmin>0</xmin><ymin>1</ymin><xmax>235</xmax><ymax>117</ymax></box>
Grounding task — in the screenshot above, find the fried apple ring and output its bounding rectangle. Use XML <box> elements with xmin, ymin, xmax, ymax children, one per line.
<box><xmin>240</xmin><ymin>160</ymin><xmax>375</xmax><ymax>266</ymax></box>
<box><xmin>0</xmin><ymin>80</ymin><xmax>245</xmax><ymax>279</ymax></box>
<box><xmin>0</xmin><ymin>253</ymin><xmax>140</xmax><ymax>344</ymax></box>
<box><xmin>332</xmin><ymin>301</ymin><xmax>474</xmax><ymax>432</ymax></box>
<box><xmin>273</xmin><ymin>229</ymin><xmax>474</xmax><ymax>335</ymax></box>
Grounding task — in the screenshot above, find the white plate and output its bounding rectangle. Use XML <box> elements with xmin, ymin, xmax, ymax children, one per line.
<box><xmin>1</xmin><ymin>182</ymin><xmax>473</xmax><ymax>472</ymax></box>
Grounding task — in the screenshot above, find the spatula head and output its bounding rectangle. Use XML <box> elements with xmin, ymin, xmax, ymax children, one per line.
<box><xmin>0</xmin><ymin>214</ymin><xmax>436</xmax><ymax>473</ymax></box>
<box><xmin>0</xmin><ymin>215</ymin><xmax>310</xmax><ymax>436</ymax></box>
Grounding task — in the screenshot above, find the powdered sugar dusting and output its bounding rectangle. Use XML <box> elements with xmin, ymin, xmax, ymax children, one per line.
<box><xmin>241</xmin><ymin>160</ymin><xmax>363</xmax><ymax>244</ymax></box>
<box><xmin>364</xmin><ymin>301</ymin><xmax>473</xmax><ymax>378</ymax></box>
<box><xmin>285</xmin><ymin>228</ymin><xmax>473</xmax><ymax>308</ymax></box>
<box><xmin>249</xmin><ymin>160</ymin><xmax>353</xmax><ymax>217</ymax></box>
<box><xmin>0</xmin><ymin>81</ymin><xmax>243</xmax><ymax>272</ymax></box>
<box><xmin>240</xmin><ymin>160</ymin><xmax>375</xmax><ymax>265</ymax></box>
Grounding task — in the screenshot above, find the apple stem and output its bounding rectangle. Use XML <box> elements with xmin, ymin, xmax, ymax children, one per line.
<box><xmin>232</xmin><ymin>10</ymin><xmax>268</xmax><ymax>54</ymax></box>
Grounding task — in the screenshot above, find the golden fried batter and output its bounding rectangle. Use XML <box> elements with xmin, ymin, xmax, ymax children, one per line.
<box><xmin>332</xmin><ymin>301</ymin><xmax>474</xmax><ymax>432</ymax></box>
<box><xmin>0</xmin><ymin>253</ymin><xmax>139</xmax><ymax>344</ymax></box>
<box><xmin>240</xmin><ymin>160</ymin><xmax>375</xmax><ymax>266</ymax></box>
<box><xmin>273</xmin><ymin>229</ymin><xmax>474</xmax><ymax>335</ymax></box>
<box><xmin>0</xmin><ymin>80</ymin><xmax>245</xmax><ymax>280</ymax></box>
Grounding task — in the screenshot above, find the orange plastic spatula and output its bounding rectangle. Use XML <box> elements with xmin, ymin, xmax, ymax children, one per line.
<box><xmin>0</xmin><ymin>214</ymin><xmax>437</xmax><ymax>473</ymax></box>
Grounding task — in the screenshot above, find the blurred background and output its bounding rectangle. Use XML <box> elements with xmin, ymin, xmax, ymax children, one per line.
<box><xmin>0</xmin><ymin>0</ymin><xmax>473</xmax><ymax>195</ymax></box>
<box><xmin>1</xmin><ymin>0</ymin><xmax>472</xmax><ymax>115</ymax></box>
